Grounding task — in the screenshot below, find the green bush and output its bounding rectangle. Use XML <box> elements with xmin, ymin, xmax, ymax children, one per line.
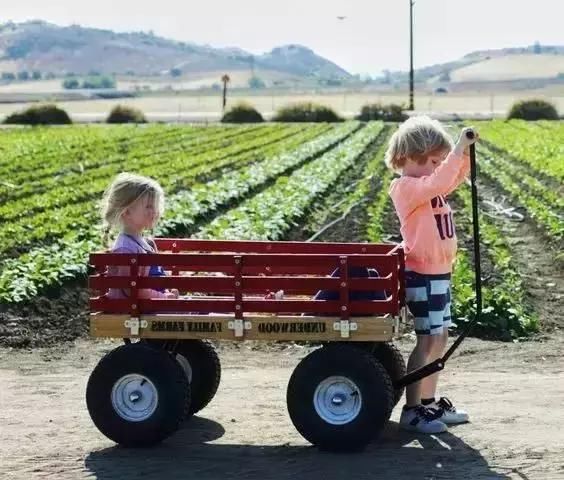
<box><xmin>248</xmin><ymin>76</ymin><xmax>266</xmax><ymax>89</ymax></box>
<box><xmin>273</xmin><ymin>102</ymin><xmax>342</xmax><ymax>122</ymax></box>
<box><xmin>3</xmin><ymin>104</ymin><xmax>72</xmax><ymax>125</ymax></box>
<box><xmin>507</xmin><ymin>99</ymin><xmax>559</xmax><ymax>121</ymax></box>
<box><xmin>106</xmin><ymin>105</ymin><xmax>146</xmax><ymax>124</ymax></box>
<box><xmin>63</xmin><ymin>78</ymin><xmax>80</xmax><ymax>89</ymax></box>
<box><xmin>221</xmin><ymin>102</ymin><xmax>264</xmax><ymax>123</ymax></box>
<box><xmin>82</xmin><ymin>75</ymin><xmax>116</xmax><ymax>89</ymax></box>
<box><xmin>356</xmin><ymin>103</ymin><xmax>408</xmax><ymax>122</ymax></box>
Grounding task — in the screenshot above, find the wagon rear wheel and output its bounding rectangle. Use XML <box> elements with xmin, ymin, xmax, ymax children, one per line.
<box><xmin>286</xmin><ymin>344</ymin><xmax>393</xmax><ymax>452</ymax></box>
<box><xmin>372</xmin><ymin>342</ymin><xmax>406</xmax><ymax>408</ymax></box>
<box><xmin>144</xmin><ymin>339</ymin><xmax>221</xmax><ymax>418</ymax></box>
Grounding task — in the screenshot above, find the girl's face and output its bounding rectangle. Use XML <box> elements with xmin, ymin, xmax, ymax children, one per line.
<box><xmin>404</xmin><ymin>149</ymin><xmax>449</xmax><ymax>177</ymax></box>
<box><xmin>122</xmin><ymin>194</ymin><xmax>159</xmax><ymax>233</ymax></box>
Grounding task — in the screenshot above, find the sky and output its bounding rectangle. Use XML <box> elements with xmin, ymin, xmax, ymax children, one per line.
<box><xmin>2</xmin><ymin>0</ymin><xmax>562</xmax><ymax>76</ymax></box>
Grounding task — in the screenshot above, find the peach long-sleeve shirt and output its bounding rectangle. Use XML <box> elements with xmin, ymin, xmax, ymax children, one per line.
<box><xmin>388</xmin><ymin>150</ymin><xmax>470</xmax><ymax>275</ymax></box>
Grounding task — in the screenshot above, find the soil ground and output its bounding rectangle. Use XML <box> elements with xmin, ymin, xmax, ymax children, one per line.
<box><xmin>1</xmin><ymin>334</ymin><xmax>563</xmax><ymax>480</ymax></box>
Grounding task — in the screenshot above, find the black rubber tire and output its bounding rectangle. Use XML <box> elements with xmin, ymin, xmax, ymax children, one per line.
<box><xmin>174</xmin><ymin>340</ymin><xmax>221</xmax><ymax>416</ymax></box>
<box><xmin>143</xmin><ymin>339</ymin><xmax>221</xmax><ymax>417</ymax></box>
<box><xmin>86</xmin><ymin>343</ymin><xmax>189</xmax><ymax>447</ymax></box>
<box><xmin>286</xmin><ymin>344</ymin><xmax>394</xmax><ymax>452</ymax></box>
<box><xmin>372</xmin><ymin>342</ymin><xmax>407</xmax><ymax>407</ymax></box>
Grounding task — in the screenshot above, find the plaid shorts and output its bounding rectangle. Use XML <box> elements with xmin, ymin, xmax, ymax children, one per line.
<box><xmin>405</xmin><ymin>270</ymin><xmax>452</xmax><ymax>336</ymax></box>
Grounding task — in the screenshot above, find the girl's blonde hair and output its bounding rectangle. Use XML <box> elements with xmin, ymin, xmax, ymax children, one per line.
<box><xmin>384</xmin><ymin>115</ymin><xmax>454</xmax><ymax>171</ymax></box>
<box><xmin>100</xmin><ymin>172</ymin><xmax>165</xmax><ymax>246</ymax></box>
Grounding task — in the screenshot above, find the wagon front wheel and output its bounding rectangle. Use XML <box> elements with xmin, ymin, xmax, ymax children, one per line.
<box><xmin>86</xmin><ymin>343</ymin><xmax>189</xmax><ymax>447</ymax></box>
<box><xmin>286</xmin><ymin>344</ymin><xmax>394</xmax><ymax>452</ymax></box>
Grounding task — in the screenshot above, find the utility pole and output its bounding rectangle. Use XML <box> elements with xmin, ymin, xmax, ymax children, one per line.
<box><xmin>409</xmin><ymin>0</ymin><xmax>415</xmax><ymax>111</ymax></box>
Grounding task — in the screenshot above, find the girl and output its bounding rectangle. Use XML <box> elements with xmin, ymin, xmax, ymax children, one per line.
<box><xmin>100</xmin><ymin>172</ymin><xmax>178</xmax><ymax>300</ymax></box>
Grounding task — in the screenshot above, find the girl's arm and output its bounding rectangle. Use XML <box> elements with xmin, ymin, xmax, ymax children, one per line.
<box><xmin>112</xmin><ymin>247</ymin><xmax>167</xmax><ymax>299</ymax></box>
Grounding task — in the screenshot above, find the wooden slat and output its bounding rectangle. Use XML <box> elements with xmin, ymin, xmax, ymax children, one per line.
<box><xmin>90</xmin><ymin>313</ymin><xmax>395</xmax><ymax>342</ymax></box>
<box><xmin>153</xmin><ymin>238</ymin><xmax>397</xmax><ymax>255</ymax></box>
<box><xmin>91</xmin><ymin>297</ymin><xmax>396</xmax><ymax>315</ymax></box>
<box><xmin>90</xmin><ymin>252</ymin><xmax>398</xmax><ymax>269</ymax></box>
<box><xmin>89</xmin><ymin>274</ymin><xmax>394</xmax><ymax>293</ymax></box>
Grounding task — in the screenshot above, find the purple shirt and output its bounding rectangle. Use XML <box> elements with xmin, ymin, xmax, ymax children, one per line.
<box><xmin>106</xmin><ymin>233</ymin><xmax>165</xmax><ymax>299</ymax></box>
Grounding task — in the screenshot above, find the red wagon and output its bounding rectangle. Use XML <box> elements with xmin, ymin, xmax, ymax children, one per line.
<box><xmin>86</xmin><ymin>238</ymin><xmax>408</xmax><ymax>451</ymax></box>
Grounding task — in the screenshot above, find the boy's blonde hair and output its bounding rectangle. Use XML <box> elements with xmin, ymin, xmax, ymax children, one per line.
<box><xmin>384</xmin><ymin>115</ymin><xmax>454</xmax><ymax>171</ymax></box>
<box><xmin>100</xmin><ymin>172</ymin><xmax>165</xmax><ymax>246</ymax></box>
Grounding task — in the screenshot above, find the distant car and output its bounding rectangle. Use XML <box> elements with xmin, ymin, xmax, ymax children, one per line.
<box><xmin>434</xmin><ymin>87</ymin><xmax>448</xmax><ymax>94</ymax></box>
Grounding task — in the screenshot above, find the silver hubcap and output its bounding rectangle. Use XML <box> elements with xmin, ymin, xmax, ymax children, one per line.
<box><xmin>111</xmin><ymin>374</ymin><xmax>158</xmax><ymax>422</ymax></box>
<box><xmin>313</xmin><ymin>376</ymin><xmax>362</xmax><ymax>425</ymax></box>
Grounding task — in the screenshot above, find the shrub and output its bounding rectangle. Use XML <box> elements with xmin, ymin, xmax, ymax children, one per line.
<box><xmin>63</xmin><ymin>78</ymin><xmax>80</xmax><ymax>89</ymax></box>
<box><xmin>356</xmin><ymin>103</ymin><xmax>408</xmax><ymax>122</ymax></box>
<box><xmin>82</xmin><ymin>75</ymin><xmax>116</xmax><ymax>89</ymax></box>
<box><xmin>221</xmin><ymin>102</ymin><xmax>264</xmax><ymax>123</ymax></box>
<box><xmin>3</xmin><ymin>104</ymin><xmax>72</xmax><ymax>125</ymax></box>
<box><xmin>273</xmin><ymin>102</ymin><xmax>342</xmax><ymax>122</ymax></box>
<box><xmin>507</xmin><ymin>99</ymin><xmax>559</xmax><ymax>121</ymax></box>
<box><xmin>106</xmin><ymin>105</ymin><xmax>146</xmax><ymax>124</ymax></box>
<box><xmin>248</xmin><ymin>76</ymin><xmax>266</xmax><ymax>89</ymax></box>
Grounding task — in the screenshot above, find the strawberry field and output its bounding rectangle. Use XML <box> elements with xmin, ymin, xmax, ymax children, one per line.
<box><xmin>0</xmin><ymin>120</ymin><xmax>562</xmax><ymax>346</ymax></box>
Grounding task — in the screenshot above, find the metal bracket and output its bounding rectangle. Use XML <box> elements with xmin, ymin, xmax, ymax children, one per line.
<box><xmin>124</xmin><ymin>317</ymin><xmax>148</xmax><ymax>336</ymax></box>
<box><xmin>228</xmin><ymin>319</ymin><xmax>252</xmax><ymax>337</ymax></box>
<box><xmin>333</xmin><ymin>320</ymin><xmax>357</xmax><ymax>338</ymax></box>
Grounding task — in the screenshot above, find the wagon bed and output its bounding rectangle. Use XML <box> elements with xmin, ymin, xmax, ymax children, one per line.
<box><xmin>89</xmin><ymin>238</ymin><xmax>406</xmax><ymax>342</ymax></box>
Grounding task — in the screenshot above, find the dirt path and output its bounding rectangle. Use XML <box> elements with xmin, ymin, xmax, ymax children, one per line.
<box><xmin>1</xmin><ymin>334</ymin><xmax>563</xmax><ymax>480</ymax></box>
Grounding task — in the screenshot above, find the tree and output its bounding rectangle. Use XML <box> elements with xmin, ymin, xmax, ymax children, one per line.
<box><xmin>221</xmin><ymin>74</ymin><xmax>230</xmax><ymax>111</ymax></box>
<box><xmin>248</xmin><ymin>76</ymin><xmax>266</xmax><ymax>89</ymax></box>
<box><xmin>1</xmin><ymin>72</ymin><xmax>16</xmax><ymax>81</ymax></box>
<box><xmin>32</xmin><ymin>70</ymin><xmax>42</xmax><ymax>80</ymax></box>
<box><xmin>170</xmin><ymin>67</ymin><xmax>182</xmax><ymax>77</ymax></box>
<box><xmin>63</xmin><ymin>78</ymin><xmax>80</xmax><ymax>89</ymax></box>
<box><xmin>439</xmin><ymin>71</ymin><xmax>451</xmax><ymax>83</ymax></box>
<box><xmin>17</xmin><ymin>71</ymin><xmax>29</xmax><ymax>81</ymax></box>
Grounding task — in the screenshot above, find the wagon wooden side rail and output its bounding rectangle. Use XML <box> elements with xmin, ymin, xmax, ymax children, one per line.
<box><xmin>88</xmin><ymin>239</ymin><xmax>406</xmax><ymax>343</ymax></box>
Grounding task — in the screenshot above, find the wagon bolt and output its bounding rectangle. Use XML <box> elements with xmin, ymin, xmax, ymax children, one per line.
<box><xmin>235</xmin><ymin>259</ymin><xmax>241</xmax><ymax>264</ymax></box>
<box><xmin>235</xmin><ymin>281</ymin><xmax>241</xmax><ymax>287</ymax></box>
<box><xmin>341</xmin><ymin>282</ymin><xmax>347</xmax><ymax>287</ymax></box>
<box><xmin>361</xmin><ymin>247</ymin><xmax>366</xmax><ymax>252</ymax></box>
<box><xmin>130</xmin><ymin>281</ymin><xmax>136</xmax><ymax>287</ymax></box>
<box><xmin>172</xmin><ymin>242</ymin><xmax>177</xmax><ymax>248</ymax></box>
<box><xmin>131</xmin><ymin>258</ymin><xmax>136</xmax><ymax>264</ymax></box>
<box><xmin>236</xmin><ymin>305</ymin><xmax>241</xmax><ymax>310</ymax></box>
<box><xmin>132</xmin><ymin>304</ymin><xmax>137</xmax><ymax>309</ymax></box>
<box><xmin>331</xmin><ymin>394</ymin><xmax>345</xmax><ymax>406</ymax></box>
<box><xmin>341</xmin><ymin>306</ymin><xmax>347</xmax><ymax>311</ymax></box>
<box><xmin>340</xmin><ymin>259</ymin><xmax>346</xmax><ymax>265</ymax></box>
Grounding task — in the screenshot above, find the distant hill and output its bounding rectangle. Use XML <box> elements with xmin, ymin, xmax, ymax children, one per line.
<box><xmin>384</xmin><ymin>44</ymin><xmax>564</xmax><ymax>86</ymax></box>
<box><xmin>0</xmin><ymin>20</ymin><xmax>350</xmax><ymax>82</ymax></box>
